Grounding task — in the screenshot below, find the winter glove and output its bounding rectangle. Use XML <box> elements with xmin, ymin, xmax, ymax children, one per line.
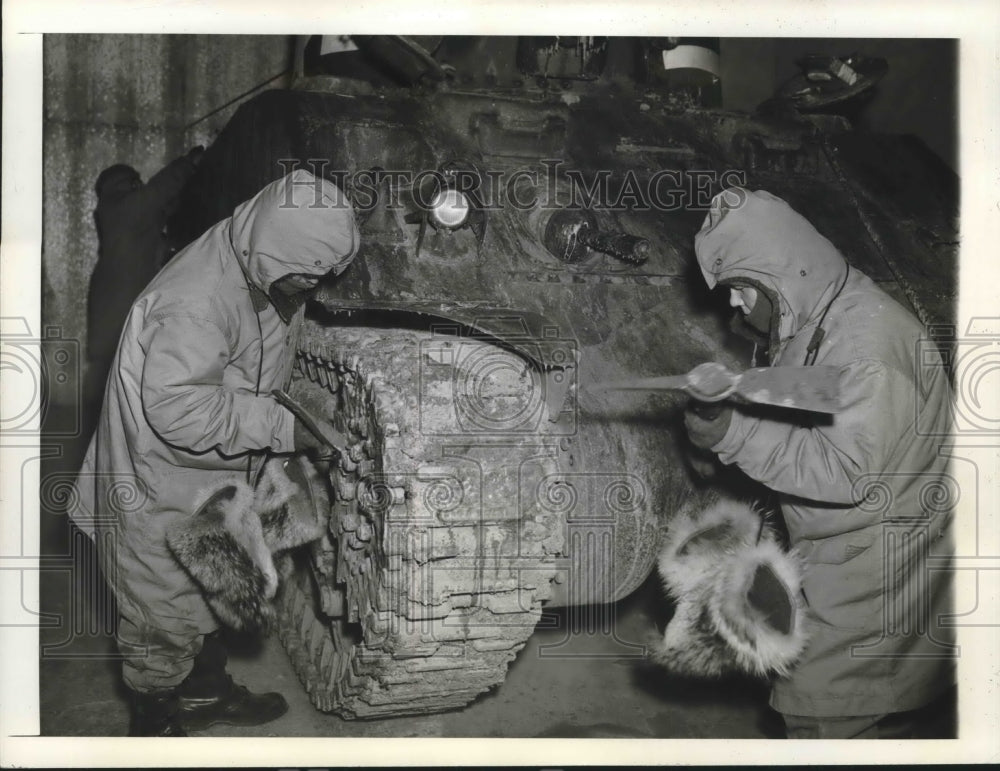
<box><xmin>684</xmin><ymin>401</ymin><xmax>733</xmax><ymax>451</ymax></box>
<box><xmin>653</xmin><ymin>496</ymin><xmax>808</xmax><ymax>679</ymax></box>
<box><xmin>687</xmin><ymin>447</ymin><xmax>721</xmax><ymax>480</ymax></box>
<box><xmin>275</xmin><ymin>389</ymin><xmax>348</xmax><ymax>458</ymax></box>
<box><xmin>293</xmin><ymin>415</ymin><xmax>340</xmax><ymax>454</ymax></box>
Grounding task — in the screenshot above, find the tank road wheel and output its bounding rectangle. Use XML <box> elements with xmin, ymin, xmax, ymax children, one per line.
<box><xmin>275</xmin><ymin>327</ymin><xmax>565</xmax><ymax>718</ymax></box>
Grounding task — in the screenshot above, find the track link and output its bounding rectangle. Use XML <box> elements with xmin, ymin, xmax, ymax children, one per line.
<box><xmin>276</xmin><ymin>326</ymin><xmax>564</xmax><ymax>718</ymax></box>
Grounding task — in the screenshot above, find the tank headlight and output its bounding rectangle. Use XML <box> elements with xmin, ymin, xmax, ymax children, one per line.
<box><xmin>427</xmin><ymin>188</ymin><xmax>470</xmax><ymax>230</ymax></box>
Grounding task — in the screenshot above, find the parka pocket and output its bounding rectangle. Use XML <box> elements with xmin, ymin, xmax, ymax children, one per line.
<box><xmin>148</xmin><ymin>467</ymin><xmax>243</xmax><ymax>520</ymax></box>
<box><xmin>799</xmin><ymin>528</ymin><xmax>885</xmax><ymax>632</ymax></box>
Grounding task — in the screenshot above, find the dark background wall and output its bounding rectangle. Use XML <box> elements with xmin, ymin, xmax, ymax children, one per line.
<box><xmin>42</xmin><ymin>34</ymin><xmax>295</xmax><ymax>376</ymax></box>
<box><xmin>721</xmin><ymin>38</ymin><xmax>958</xmax><ymax>172</ymax></box>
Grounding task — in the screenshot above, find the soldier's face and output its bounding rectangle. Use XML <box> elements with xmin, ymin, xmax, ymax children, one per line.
<box><xmin>272</xmin><ymin>273</ymin><xmax>322</xmax><ymax>298</ymax></box>
<box><xmin>728</xmin><ymin>284</ymin><xmax>772</xmax><ymax>335</ymax></box>
<box><xmin>268</xmin><ymin>273</ymin><xmax>324</xmax><ymax>323</ymax></box>
<box><xmin>729</xmin><ymin>286</ymin><xmax>758</xmax><ymax>316</ymax></box>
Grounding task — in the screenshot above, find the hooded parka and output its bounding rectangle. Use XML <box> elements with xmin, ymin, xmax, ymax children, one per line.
<box><xmin>694</xmin><ymin>188</ymin><xmax>955</xmax><ymax>718</ymax></box>
<box><xmin>70</xmin><ymin>170</ymin><xmax>359</xmax><ymax>636</ymax></box>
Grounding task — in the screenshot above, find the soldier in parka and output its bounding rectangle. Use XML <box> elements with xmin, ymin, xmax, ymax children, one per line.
<box><xmin>70</xmin><ymin>169</ymin><xmax>360</xmax><ymax>736</ymax></box>
<box><xmin>686</xmin><ymin>187</ymin><xmax>956</xmax><ymax>739</ymax></box>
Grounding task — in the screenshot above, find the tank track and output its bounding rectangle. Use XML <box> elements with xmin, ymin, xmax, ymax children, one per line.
<box><xmin>276</xmin><ymin>325</ymin><xmax>565</xmax><ymax>719</ymax></box>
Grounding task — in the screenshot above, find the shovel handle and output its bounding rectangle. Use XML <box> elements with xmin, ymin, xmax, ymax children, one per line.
<box><xmin>272</xmin><ymin>389</ymin><xmax>348</xmax><ymax>457</ymax></box>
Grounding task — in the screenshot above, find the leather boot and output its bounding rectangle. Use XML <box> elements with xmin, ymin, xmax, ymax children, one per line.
<box><xmin>177</xmin><ymin>632</ymin><xmax>288</xmax><ymax>730</ymax></box>
<box><xmin>128</xmin><ymin>689</ymin><xmax>187</xmax><ymax>737</ymax></box>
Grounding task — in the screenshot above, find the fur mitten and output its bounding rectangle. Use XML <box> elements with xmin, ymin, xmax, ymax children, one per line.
<box><xmin>166</xmin><ymin>456</ymin><xmax>327</xmax><ymax>632</ymax></box>
<box><xmin>653</xmin><ymin>496</ymin><xmax>808</xmax><ymax>678</ymax></box>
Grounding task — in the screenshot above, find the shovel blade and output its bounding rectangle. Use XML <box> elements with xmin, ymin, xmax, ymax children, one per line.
<box><xmin>734</xmin><ymin>365</ymin><xmax>843</xmax><ymax>413</ymax></box>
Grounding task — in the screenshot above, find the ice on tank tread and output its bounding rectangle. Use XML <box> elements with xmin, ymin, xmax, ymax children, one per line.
<box><xmin>276</xmin><ymin>543</ymin><xmax>545</xmax><ymax>718</ymax></box>
<box><xmin>276</xmin><ymin>325</ymin><xmax>562</xmax><ymax>718</ymax></box>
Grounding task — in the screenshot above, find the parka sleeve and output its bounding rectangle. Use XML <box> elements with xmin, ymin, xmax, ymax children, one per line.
<box><xmin>139</xmin><ymin>314</ymin><xmax>296</xmax><ymax>456</ymax></box>
<box><xmin>712</xmin><ymin>358</ymin><xmax>909</xmax><ymax>505</ymax></box>
<box><xmin>138</xmin><ymin>155</ymin><xmax>197</xmax><ymax>213</ymax></box>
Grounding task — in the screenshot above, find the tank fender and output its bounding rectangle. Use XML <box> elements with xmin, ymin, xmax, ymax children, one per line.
<box><xmin>311</xmin><ymin>299</ymin><xmax>577</xmax><ymax>422</ymax></box>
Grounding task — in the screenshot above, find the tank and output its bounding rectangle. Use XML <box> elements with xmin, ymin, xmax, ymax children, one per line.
<box><xmin>169</xmin><ymin>36</ymin><xmax>957</xmax><ymax>718</ymax></box>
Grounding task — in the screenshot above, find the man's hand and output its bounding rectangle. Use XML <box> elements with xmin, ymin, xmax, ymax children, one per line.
<box><xmin>293</xmin><ymin>415</ymin><xmax>339</xmax><ymax>454</ymax></box>
<box><xmin>684</xmin><ymin>402</ymin><xmax>733</xmax><ymax>451</ymax></box>
<box><xmin>687</xmin><ymin>447</ymin><xmax>721</xmax><ymax>480</ymax></box>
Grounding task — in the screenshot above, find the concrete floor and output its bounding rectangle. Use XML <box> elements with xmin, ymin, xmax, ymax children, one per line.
<box><xmin>38</xmin><ymin>405</ymin><xmax>779</xmax><ymax>739</ymax></box>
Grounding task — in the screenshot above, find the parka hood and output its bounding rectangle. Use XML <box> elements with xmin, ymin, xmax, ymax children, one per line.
<box><xmin>230</xmin><ymin>169</ymin><xmax>359</xmax><ymax>294</ymax></box>
<box><xmin>694</xmin><ymin>188</ymin><xmax>848</xmax><ymax>345</ymax></box>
